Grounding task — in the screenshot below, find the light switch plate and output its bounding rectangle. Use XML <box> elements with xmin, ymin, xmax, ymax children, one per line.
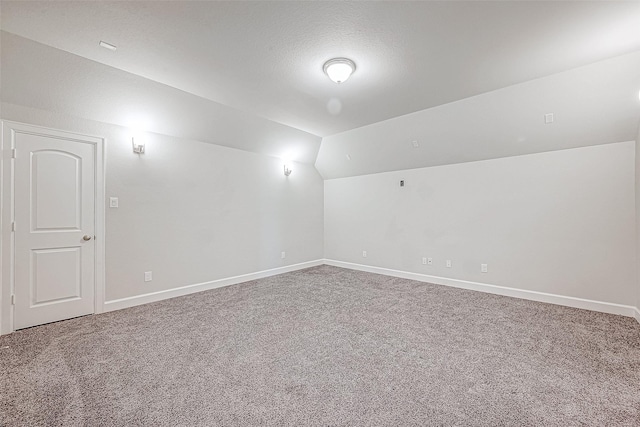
<box><xmin>109</xmin><ymin>197</ymin><xmax>119</xmax><ymax>208</ymax></box>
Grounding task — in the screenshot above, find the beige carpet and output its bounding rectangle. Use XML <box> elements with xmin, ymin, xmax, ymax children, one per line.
<box><xmin>1</xmin><ymin>265</ymin><xmax>639</xmax><ymax>426</ymax></box>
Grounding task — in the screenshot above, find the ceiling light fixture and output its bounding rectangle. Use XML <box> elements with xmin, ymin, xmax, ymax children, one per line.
<box><xmin>323</xmin><ymin>58</ymin><xmax>356</xmax><ymax>84</ymax></box>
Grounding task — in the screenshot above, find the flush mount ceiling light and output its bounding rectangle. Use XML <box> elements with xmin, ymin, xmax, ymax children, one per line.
<box><xmin>323</xmin><ymin>58</ymin><xmax>356</xmax><ymax>84</ymax></box>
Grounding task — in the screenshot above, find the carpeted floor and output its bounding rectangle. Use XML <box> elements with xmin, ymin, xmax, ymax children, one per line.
<box><xmin>1</xmin><ymin>265</ymin><xmax>639</xmax><ymax>426</ymax></box>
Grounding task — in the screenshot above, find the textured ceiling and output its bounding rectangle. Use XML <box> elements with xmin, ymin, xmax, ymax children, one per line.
<box><xmin>2</xmin><ymin>1</ymin><xmax>640</xmax><ymax>137</ymax></box>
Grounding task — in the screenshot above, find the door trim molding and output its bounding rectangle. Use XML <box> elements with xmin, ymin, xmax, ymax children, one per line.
<box><xmin>0</xmin><ymin>121</ymin><xmax>105</xmax><ymax>334</ymax></box>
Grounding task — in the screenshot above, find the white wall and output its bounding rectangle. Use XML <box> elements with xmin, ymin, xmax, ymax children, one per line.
<box><xmin>1</xmin><ymin>103</ymin><xmax>324</xmax><ymax>305</ymax></box>
<box><xmin>636</xmin><ymin>124</ymin><xmax>640</xmax><ymax>318</ymax></box>
<box><xmin>325</xmin><ymin>142</ymin><xmax>636</xmax><ymax>306</ymax></box>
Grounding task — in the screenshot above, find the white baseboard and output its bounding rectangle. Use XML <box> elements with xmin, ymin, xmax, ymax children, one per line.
<box><xmin>324</xmin><ymin>259</ymin><xmax>639</xmax><ymax>319</ymax></box>
<box><xmin>104</xmin><ymin>260</ymin><xmax>323</xmax><ymax>313</ymax></box>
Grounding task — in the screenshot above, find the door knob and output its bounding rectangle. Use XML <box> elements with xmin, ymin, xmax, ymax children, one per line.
<box><xmin>83</xmin><ymin>235</ymin><xmax>92</xmax><ymax>241</ymax></box>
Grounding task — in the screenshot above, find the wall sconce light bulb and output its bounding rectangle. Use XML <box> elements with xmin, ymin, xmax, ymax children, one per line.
<box><xmin>284</xmin><ymin>164</ymin><xmax>292</xmax><ymax>176</ymax></box>
<box><xmin>132</xmin><ymin>137</ymin><xmax>145</xmax><ymax>154</ymax></box>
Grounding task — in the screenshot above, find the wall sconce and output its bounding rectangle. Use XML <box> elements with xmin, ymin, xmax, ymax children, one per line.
<box><xmin>284</xmin><ymin>164</ymin><xmax>292</xmax><ymax>176</ymax></box>
<box><xmin>132</xmin><ymin>137</ymin><xmax>145</xmax><ymax>154</ymax></box>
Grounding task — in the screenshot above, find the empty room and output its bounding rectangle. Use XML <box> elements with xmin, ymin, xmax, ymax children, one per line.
<box><xmin>1</xmin><ymin>1</ymin><xmax>640</xmax><ymax>425</ymax></box>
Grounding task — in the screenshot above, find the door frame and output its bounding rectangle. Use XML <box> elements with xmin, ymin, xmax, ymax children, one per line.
<box><xmin>0</xmin><ymin>120</ymin><xmax>105</xmax><ymax>334</ymax></box>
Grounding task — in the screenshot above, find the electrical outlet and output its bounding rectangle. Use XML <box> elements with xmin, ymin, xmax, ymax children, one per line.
<box><xmin>428</xmin><ymin>258</ymin><xmax>433</xmax><ymax>265</ymax></box>
<box><xmin>144</xmin><ymin>271</ymin><xmax>152</xmax><ymax>282</ymax></box>
<box><xmin>446</xmin><ymin>260</ymin><xmax>452</xmax><ymax>268</ymax></box>
<box><xmin>281</xmin><ymin>251</ymin><xmax>286</xmax><ymax>259</ymax></box>
<box><xmin>422</xmin><ymin>257</ymin><xmax>427</xmax><ymax>265</ymax></box>
<box><xmin>362</xmin><ymin>250</ymin><xmax>367</xmax><ymax>258</ymax></box>
<box><xmin>481</xmin><ymin>264</ymin><xmax>488</xmax><ymax>273</ymax></box>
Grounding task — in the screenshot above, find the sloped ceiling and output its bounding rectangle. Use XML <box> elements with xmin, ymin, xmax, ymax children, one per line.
<box><xmin>1</xmin><ymin>1</ymin><xmax>639</xmax><ymax>171</ymax></box>
<box><xmin>316</xmin><ymin>51</ymin><xmax>640</xmax><ymax>179</ymax></box>
<box><xmin>0</xmin><ymin>32</ymin><xmax>321</xmax><ymax>164</ymax></box>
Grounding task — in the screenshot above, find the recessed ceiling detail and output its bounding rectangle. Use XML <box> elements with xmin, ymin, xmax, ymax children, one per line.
<box><xmin>98</xmin><ymin>40</ymin><xmax>116</xmax><ymax>51</ymax></box>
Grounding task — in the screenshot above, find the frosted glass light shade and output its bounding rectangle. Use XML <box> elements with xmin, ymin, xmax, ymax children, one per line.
<box><xmin>323</xmin><ymin>58</ymin><xmax>356</xmax><ymax>83</ymax></box>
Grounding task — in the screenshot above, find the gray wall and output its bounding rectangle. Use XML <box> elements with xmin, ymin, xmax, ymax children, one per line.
<box><xmin>1</xmin><ymin>103</ymin><xmax>324</xmax><ymax>302</ymax></box>
<box><xmin>325</xmin><ymin>142</ymin><xmax>636</xmax><ymax>305</ymax></box>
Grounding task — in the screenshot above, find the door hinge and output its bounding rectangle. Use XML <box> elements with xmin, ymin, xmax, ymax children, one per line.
<box><xmin>11</xmin><ymin>294</ymin><xmax>15</xmax><ymax>305</ymax></box>
<box><xmin>11</xmin><ymin>148</ymin><xmax>16</xmax><ymax>159</ymax></box>
<box><xmin>11</xmin><ymin>222</ymin><xmax>15</xmax><ymax>232</ymax></box>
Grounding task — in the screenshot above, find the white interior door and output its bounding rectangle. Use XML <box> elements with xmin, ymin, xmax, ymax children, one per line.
<box><xmin>13</xmin><ymin>129</ymin><xmax>96</xmax><ymax>329</ymax></box>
